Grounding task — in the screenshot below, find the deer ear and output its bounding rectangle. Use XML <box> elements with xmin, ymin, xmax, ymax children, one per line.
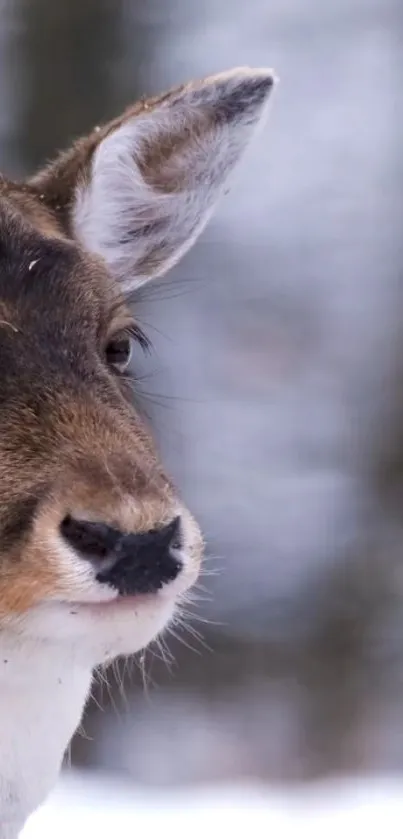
<box><xmin>33</xmin><ymin>68</ymin><xmax>276</xmax><ymax>291</ymax></box>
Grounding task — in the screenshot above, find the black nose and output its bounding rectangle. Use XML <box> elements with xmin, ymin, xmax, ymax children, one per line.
<box><xmin>60</xmin><ymin>515</ymin><xmax>183</xmax><ymax>596</ymax></box>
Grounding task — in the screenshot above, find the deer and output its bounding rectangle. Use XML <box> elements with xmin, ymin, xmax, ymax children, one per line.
<box><xmin>0</xmin><ymin>66</ymin><xmax>276</xmax><ymax>837</ymax></box>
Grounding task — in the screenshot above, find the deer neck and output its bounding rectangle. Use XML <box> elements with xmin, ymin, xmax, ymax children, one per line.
<box><xmin>0</xmin><ymin>631</ymin><xmax>91</xmax><ymax>838</ymax></box>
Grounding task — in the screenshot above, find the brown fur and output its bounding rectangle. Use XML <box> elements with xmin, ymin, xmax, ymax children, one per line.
<box><xmin>0</xmin><ymin>172</ymin><xmax>177</xmax><ymax>618</ymax></box>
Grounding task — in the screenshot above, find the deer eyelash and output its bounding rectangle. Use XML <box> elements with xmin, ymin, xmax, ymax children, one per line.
<box><xmin>125</xmin><ymin>322</ymin><xmax>153</xmax><ymax>355</ymax></box>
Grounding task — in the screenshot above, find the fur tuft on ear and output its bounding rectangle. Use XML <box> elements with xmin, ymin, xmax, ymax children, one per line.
<box><xmin>32</xmin><ymin>67</ymin><xmax>277</xmax><ymax>291</ymax></box>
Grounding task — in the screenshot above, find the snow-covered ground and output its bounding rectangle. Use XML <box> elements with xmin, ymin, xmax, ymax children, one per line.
<box><xmin>23</xmin><ymin>770</ymin><xmax>403</xmax><ymax>838</ymax></box>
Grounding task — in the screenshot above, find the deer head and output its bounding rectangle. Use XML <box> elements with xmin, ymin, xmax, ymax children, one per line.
<box><xmin>0</xmin><ymin>67</ymin><xmax>275</xmax><ymax>661</ymax></box>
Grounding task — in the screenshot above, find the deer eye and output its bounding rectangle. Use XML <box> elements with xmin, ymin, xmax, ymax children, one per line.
<box><xmin>105</xmin><ymin>333</ymin><xmax>133</xmax><ymax>373</ymax></box>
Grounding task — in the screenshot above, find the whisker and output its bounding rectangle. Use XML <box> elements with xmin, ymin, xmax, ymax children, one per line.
<box><xmin>125</xmin><ymin>377</ymin><xmax>206</xmax><ymax>407</ymax></box>
<box><xmin>151</xmin><ymin>636</ymin><xmax>176</xmax><ymax>676</ymax></box>
<box><xmin>176</xmin><ymin>607</ymin><xmax>222</xmax><ymax>629</ymax></box>
<box><xmin>173</xmin><ymin>615</ymin><xmax>213</xmax><ymax>653</ymax></box>
<box><xmin>110</xmin><ymin>658</ymin><xmax>129</xmax><ymax>708</ymax></box>
<box><xmin>136</xmin><ymin>649</ymin><xmax>157</xmax><ymax>698</ymax></box>
<box><xmin>197</xmin><ymin>567</ymin><xmax>223</xmax><ymax>578</ymax></box>
<box><xmin>131</xmin><ymin>275</ymin><xmax>207</xmax><ymax>305</ymax></box>
<box><xmin>180</xmin><ymin>593</ymin><xmax>213</xmax><ymax>606</ymax></box>
<box><xmin>165</xmin><ymin>625</ymin><xmax>203</xmax><ymax>656</ymax></box>
<box><xmin>93</xmin><ymin>665</ymin><xmax>119</xmax><ymax>714</ymax></box>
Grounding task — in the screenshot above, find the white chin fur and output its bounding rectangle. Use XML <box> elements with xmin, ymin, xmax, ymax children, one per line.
<box><xmin>10</xmin><ymin>589</ymin><xmax>178</xmax><ymax>665</ymax></box>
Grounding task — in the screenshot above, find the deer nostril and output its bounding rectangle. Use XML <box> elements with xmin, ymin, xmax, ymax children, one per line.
<box><xmin>60</xmin><ymin>515</ymin><xmax>122</xmax><ymax>560</ymax></box>
<box><xmin>60</xmin><ymin>514</ymin><xmax>184</xmax><ymax>596</ymax></box>
<box><xmin>158</xmin><ymin>515</ymin><xmax>182</xmax><ymax>552</ymax></box>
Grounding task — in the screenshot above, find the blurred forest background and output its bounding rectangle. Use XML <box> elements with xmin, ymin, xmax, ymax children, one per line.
<box><xmin>1</xmin><ymin>0</ymin><xmax>403</xmax><ymax>786</ymax></box>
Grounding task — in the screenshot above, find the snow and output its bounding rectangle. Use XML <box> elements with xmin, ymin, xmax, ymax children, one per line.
<box><xmin>23</xmin><ymin>770</ymin><xmax>403</xmax><ymax>839</ymax></box>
